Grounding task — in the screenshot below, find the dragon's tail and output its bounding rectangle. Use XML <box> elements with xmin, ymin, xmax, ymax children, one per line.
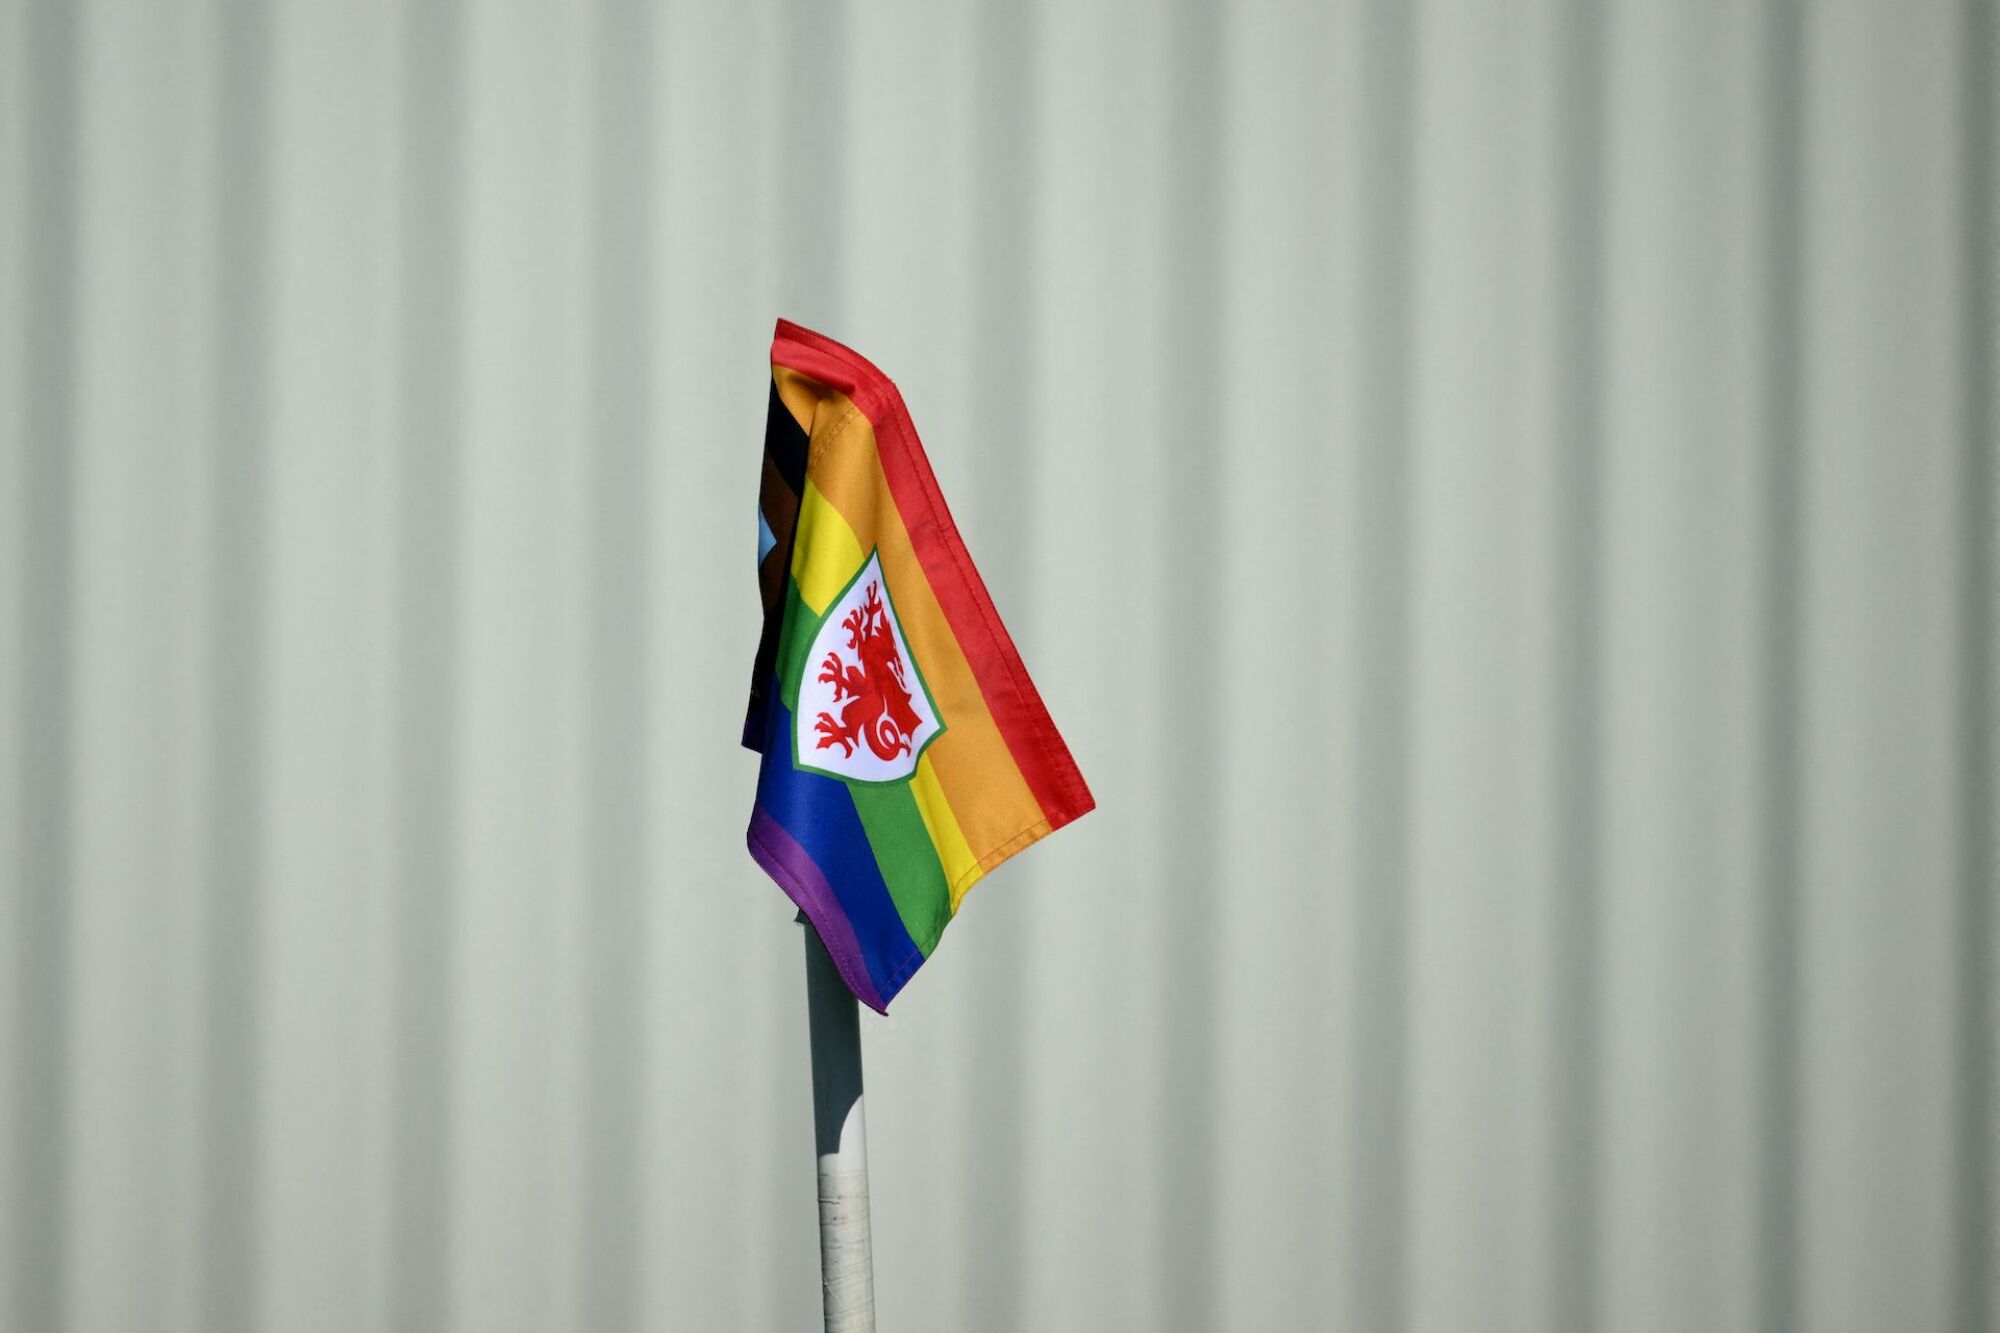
<box><xmin>870</xmin><ymin>714</ymin><xmax>912</xmax><ymax>760</ymax></box>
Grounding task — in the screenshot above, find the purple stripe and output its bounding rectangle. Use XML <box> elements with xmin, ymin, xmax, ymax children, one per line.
<box><xmin>747</xmin><ymin>804</ymin><xmax>889</xmax><ymax>1014</ymax></box>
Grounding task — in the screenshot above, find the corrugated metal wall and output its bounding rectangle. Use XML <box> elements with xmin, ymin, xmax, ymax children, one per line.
<box><xmin>2</xmin><ymin>1</ymin><xmax>1994</xmax><ymax>1329</ymax></box>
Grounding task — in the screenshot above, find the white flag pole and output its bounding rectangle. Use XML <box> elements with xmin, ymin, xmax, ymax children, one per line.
<box><xmin>802</xmin><ymin>922</ymin><xmax>876</xmax><ymax>1331</ymax></box>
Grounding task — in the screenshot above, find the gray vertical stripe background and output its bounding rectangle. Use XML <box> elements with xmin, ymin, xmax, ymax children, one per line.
<box><xmin>1</xmin><ymin>2</ymin><xmax>1994</xmax><ymax>1330</ymax></box>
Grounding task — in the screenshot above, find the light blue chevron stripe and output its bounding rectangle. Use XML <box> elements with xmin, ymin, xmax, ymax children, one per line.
<box><xmin>757</xmin><ymin>507</ymin><xmax>777</xmax><ymax>565</ymax></box>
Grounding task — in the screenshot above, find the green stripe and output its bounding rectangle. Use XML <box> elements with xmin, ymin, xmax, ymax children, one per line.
<box><xmin>847</xmin><ymin>782</ymin><xmax>952</xmax><ymax>956</ymax></box>
<box><xmin>777</xmin><ymin>579</ymin><xmax>822</xmax><ymax>713</ymax></box>
<box><xmin>782</xmin><ymin>573</ymin><xmax>951</xmax><ymax>955</ymax></box>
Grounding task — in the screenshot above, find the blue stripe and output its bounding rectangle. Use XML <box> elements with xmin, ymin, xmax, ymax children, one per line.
<box><xmin>755</xmin><ymin>689</ymin><xmax>922</xmax><ymax>1001</ymax></box>
<box><xmin>757</xmin><ymin>507</ymin><xmax>777</xmax><ymax>565</ymax></box>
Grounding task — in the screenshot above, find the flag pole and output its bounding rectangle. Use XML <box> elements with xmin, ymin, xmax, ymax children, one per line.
<box><xmin>802</xmin><ymin>922</ymin><xmax>876</xmax><ymax>1331</ymax></box>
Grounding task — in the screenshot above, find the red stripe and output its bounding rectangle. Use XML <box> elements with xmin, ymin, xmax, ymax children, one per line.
<box><xmin>771</xmin><ymin>319</ymin><xmax>1095</xmax><ymax>831</ymax></box>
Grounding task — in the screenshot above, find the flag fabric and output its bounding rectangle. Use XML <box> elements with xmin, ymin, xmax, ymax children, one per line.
<box><xmin>744</xmin><ymin>319</ymin><xmax>1094</xmax><ymax>1012</ymax></box>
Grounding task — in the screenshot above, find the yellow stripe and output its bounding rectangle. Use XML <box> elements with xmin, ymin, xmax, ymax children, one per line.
<box><xmin>800</xmin><ymin>391</ymin><xmax>1045</xmax><ymax>866</ymax></box>
<box><xmin>791</xmin><ymin>478</ymin><xmax>867</xmax><ymax>615</ymax></box>
<box><xmin>909</xmin><ymin>754</ymin><xmax>983</xmax><ymax>910</ymax></box>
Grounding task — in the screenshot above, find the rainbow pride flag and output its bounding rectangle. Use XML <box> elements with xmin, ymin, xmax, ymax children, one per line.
<box><xmin>743</xmin><ymin>320</ymin><xmax>1094</xmax><ymax>1012</ymax></box>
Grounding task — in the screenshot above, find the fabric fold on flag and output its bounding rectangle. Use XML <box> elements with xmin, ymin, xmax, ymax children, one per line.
<box><xmin>743</xmin><ymin>319</ymin><xmax>1094</xmax><ymax>1012</ymax></box>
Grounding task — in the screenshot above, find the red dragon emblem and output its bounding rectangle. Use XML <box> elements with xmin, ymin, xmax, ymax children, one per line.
<box><xmin>814</xmin><ymin>580</ymin><xmax>924</xmax><ymax>762</ymax></box>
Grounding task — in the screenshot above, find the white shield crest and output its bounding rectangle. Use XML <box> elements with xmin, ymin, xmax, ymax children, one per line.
<box><xmin>795</xmin><ymin>552</ymin><xmax>942</xmax><ymax>782</ymax></box>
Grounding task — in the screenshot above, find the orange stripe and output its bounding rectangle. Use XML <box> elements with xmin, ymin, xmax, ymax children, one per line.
<box><xmin>800</xmin><ymin>393</ymin><xmax>1047</xmax><ymax>864</ymax></box>
<box><xmin>774</xmin><ymin>365</ymin><xmax>833</xmax><ymax>440</ymax></box>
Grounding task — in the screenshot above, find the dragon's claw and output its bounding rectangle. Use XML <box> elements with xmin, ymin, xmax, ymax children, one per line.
<box><xmin>813</xmin><ymin>714</ymin><xmax>855</xmax><ymax>757</ymax></box>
